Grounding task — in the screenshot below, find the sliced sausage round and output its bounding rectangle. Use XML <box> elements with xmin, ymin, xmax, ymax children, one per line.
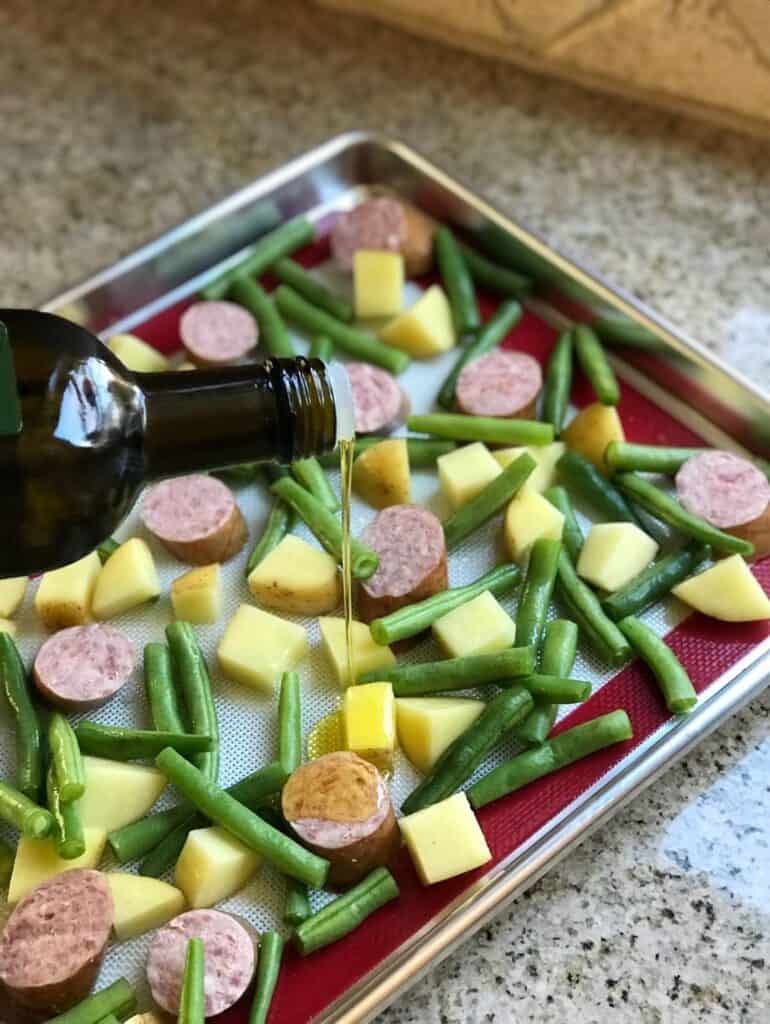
<box><xmin>676</xmin><ymin>450</ymin><xmax>770</xmax><ymax>557</ymax></box>
<box><xmin>0</xmin><ymin>869</ymin><xmax>113</xmax><ymax>1013</ymax></box>
<box><xmin>282</xmin><ymin>752</ymin><xmax>400</xmax><ymax>890</ymax></box>
<box><xmin>357</xmin><ymin>505</ymin><xmax>447</xmax><ymax>623</ymax></box>
<box><xmin>179</xmin><ymin>301</ymin><xmax>258</xmax><ymax>366</ymax></box>
<box><xmin>346</xmin><ymin>361</ymin><xmax>409</xmax><ymax>435</ymax></box>
<box><xmin>33</xmin><ymin>623</ymin><xmax>135</xmax><ymax>710</ymax></box>
<box><xmin>147</xmin><ymin>909</ymin><xmax>256</xmax><ymax>1017</ymax></box>
<box><xmin>455</xmin><ymin>349</ymin><xmax>543</xmax><ymax>419</ymax></box>
<box><xmin>330</xmin><ymin>198</ymin><xmax>434</xmax><ymax>277</ymax></box>
<box><xmin>141</xmin><ymin>473</ymin><xmax>247</xmax><ymax>564</ymax></box>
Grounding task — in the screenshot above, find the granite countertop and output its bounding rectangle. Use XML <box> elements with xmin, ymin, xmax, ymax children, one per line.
<box><xmin>2</xmin><ymin>1</ymin><xmax>768</xmax><ymax>1020</ymax></box>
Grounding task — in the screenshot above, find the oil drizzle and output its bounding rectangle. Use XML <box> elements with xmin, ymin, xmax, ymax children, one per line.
<box><xmin>339</xmin><ymin>437</ymin><xmax>355</xmax><ymax>689</ymax></box>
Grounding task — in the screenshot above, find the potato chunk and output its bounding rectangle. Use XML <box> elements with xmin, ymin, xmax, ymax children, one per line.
<box><xmin>107</xmin><ymin>333</ymin><xmax>169</xmax><ymax>373</ymax></box>
<box><xmin>248</xmin><ymin>535</ymin><xmax>340</xmax><ymax>615</ymax></box>
<box><xmin>353</xmin><ymin>438</ymin><xmax>411</xmax><ymax>508</ymax></box>
<box><xmin>493</xmin><ymin>442</ymin><xmax>565</xmax><ymax>494</ymax></box>
<box><xmin>437</xmin><ymin>442</ymin><xmax>501</xmax><ymax>511</ymax></box>
<box><xmin>0</xmin><ymin>619</ymin><xmax>16</xmax><ymax>637</ymax></box>
<box><xmin>8</xmin><ymin>829</ymin><xmax>107</xmax><ymax>905</ymax></box>
<box><xmin>354</xmin><ymin>251</ymin><xmax>404</xmax><ymax>318</ymax></box>
<box><xmin>343</xmin><ymin>682</ymin><xmax>396</xmax><ymax>771</ymax></box>
<box><xmin>91</xmin><ymin>538</ymin><xmax>161</xmax><ymax>620</ymax></box>
<box><xmin>170</xmin><ymin>563</ymin><xmax>222</xmax><ymax>624</ymax></box>
<box><xmin>318</xmin><ymin>616</ymin><xmax>396</xmax><ymax>688</ymax></box>
<box><xmin>577</xmin><ymin>523</ymin><xmax>659</xmax><ymax>592</ymax></box>
<box><xmin>562</xmin><ymin>402</ymin><xmax>625</xmax><ymax>474</ymax></box>
<box><xmin>0</xmin><ymin>577</ymin><xmax>27</xmax><ymax>617</ymax></box>
<box><xmin>380</xmin><ymin>285</ymin><xmax>455</xmax><ymax>357</ymax></box>
<box><xmin>504</xmin><ymin>488</ymin><xmax>564</xmax><ymax>562</ymax></box>
<box><xmin>34</xmin><ymin>551</ymin><xmax>102</xmax><ymax>629</ymax></box>
<box><xmin>108</xmin><ymin>873</ymin><xmax>185</xmax><ymax>940</ymax></box>
<box><xmin>672</xmin><ymin>554</ymin><xmax>770</xmax><ymax>622</ymax></box>
<box><xmin>175</xmin><ymin>826</ymin><xmax>261</xmax><ymax>908</ymax></box>
<box><xmin>432</xmin><ymin>590</ymin><xmax>516</xmax><ymax>658</ymax></box>
<box><xmin>78</xmin><ymin>756</ymin><xmax>166</xmax><ymax>832</ymax></box>
<box><xmin>399</xmin><ymin>792</ymin><xmax>491</xmax><ymax>884</ymax></box>
<box><xmin>396</xmin><ymin>697</ymin><xmax>485</xmax><ymax>774</ymax></box>
<box><xmin>218</xmin><ymin>604</ymin><xmax>307</xmax><ymax>693</ymax></box>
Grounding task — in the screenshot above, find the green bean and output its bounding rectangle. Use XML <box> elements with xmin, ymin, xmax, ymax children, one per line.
<box><xmin>604</xmin><ymin>442</ymin><xmax>707</xmax><ymax>475</ymax></box>
<box><xmin>47</xmin><ymin>978</ymin><xmax>136</xmax><ymax>1024</ymax></box>
<box><xmin>407</xmin><ymin>413</ymin><xmax>552</xmax><ymax>447</ymax></box>
<box><xmin>275</xmin><ymin>285</ymin><xmax>410</xmax><ymax>374</ymax></box>
<box><xmin>144</xmin><ymin>642</ymin><xmax>186</xmax><ymax>734</ymax></box>
<box><xmin>443</xmin><ymin>453</ymin><xmax>536</xmax><ymax>551</ymax></box>
<box><xmin>369</xmin><ymin>563</ymin><xmax>521</xmax><ymax>646</ymax></box>
<box><xmin>318</xmin><ymin>437</ymin><xmax>456</xmax><ymax>468</ymax></box>
<box><xmin>359</xmin><ymin>646</ymin><xmax>535</xmax><ymax>696</ymax></box>
<box><xmin>291</xmin><ymin>458</ymin><xmax>340</xmax><ymax>512</ymax></box>
<box><xmin>260</xmin><ymin>462</ymin><xmax>290</xmax><ymax>484</ymax></box>
<box><xmin>0</xmin><ymin>779</ymin><xmax>52</xmax><ymax>838</ymax></box>
<box><xmin>617</xmin><ymin>616</ymin><xmax>697</xmax><ymax>714</ymax></box>
<box><xmin>284</xmin><ymin>878</ymin><xmax>312</xmax><ymax>927</ymax></box>
<box><xmin>555</xmin><ymin>550</ymin><xmax>631</xmax><ymax>665</ymax></box>
<box><xmin>96</xmin><ymin>537</ymin><xmax>119</xmax><ymax>564</ymax></box>
<box><xmin>47</xmin><ymin>766</ymin><xmax>85</xmax><ymax>860</ymax></box>
<box><xmin>274</xmin><ymin>258</ymin><xmax>353</xmax><ymax>323</ymax></box>
<box><xmin>95</xmin><ymin>1014</ymin><xmax>120</xmax><ymax>1024</ymax></box>
<box><xmin>156</xmin><ymin>748</ymin><xmax>328</xmax><ymax>887</ymax></box>
<box><xmin>515</xmin><ymin>538</ymin><xmax>562</xmax><ymax>652</ymax></box>
<box><xmin>293</xmin><ymin>868</ymin><xmax>399</xmax><ymax>956</ymax></box>
<box><xmin>519</xmin><ymin>674</ymin><xmax>590</xmax><ymax>703</ymax></box>
<box><xmin>213</xmin><ymin>462</ymin><xmax>262</xmax><ymax>485</ymax></box>
<box><xmin>49</xmin><ymin>714</ymin><xmax>85</xmax><ymax>803</ymax></box>
<box><xmin>270</xmin><ymin>476</ymin><xmax>379</xmax><ymax>579</ymax></box>
<box><xmin>541</xmin><ymin>330</ymin><xmax>573</xmax><ymax>434</ymax></box>
<box><xmin>166</xmin><ymin>622</ymin><xmax>220</xmax><ymax>782</ymax></box>
<box><xmin>602</xmin><ymin>542</ymin><xmax>711</xmax><ymax>621</ymax></box>
<box><xmin>558</xmin><ymin>450</ymin><xmax>639</xmax><ymax>524</ymax></box>
<box><xmin>246</xmin><ymin>499</ymin><xmax>295</xmax><ymax>577</ymax></box>
<box><xmin>434</xmin><ymin>227</ymin><xmax>480</xmax><ymax>338</ymax></box>
<box><xmin>574</xmin><ymin>325</ymin><xmax>619</xmax><ymax>406</ymax></box>
<box><xmin>0</xmin><ymin>836</ymin><xmax>14</xmax><ymax>886</ymax></box>
<box><xmin>401</xmin><ymin>686</ymin><xmax>533</xmax><ymax>814</ymax></box>
<box><xmin>468</xmin><ymin>709</ymin><xmax>633</xmax><ymax>808</ymax></box>
<box><xmin>514</xmin><ymin>619</ymin><xmax>578</xmax><ymax>746</ymax></box>
<box><xmin>278</xmin><ymin>671</ymin><xmax>302</xmax><ymax>775</ymax></box>
<box><xmin>615</xmin><ymin>473</ymin><xmax>753</xmax><ymax>556</ymax></box>
<box><xmin>543</xmin><ymin>486</ymin><xmax>584</xmax><ymax>561</ymax></box>
<box><xmin>201</xmin><ymin>218</ymin><xmax>315</xmax><ymax>300</ymax></box>
<box><xmin>0</xmin><ymin>633</ymin><xmax>43</xmax><ymax>802</ymax></box>
<box><xmin>75</xmin><ymin>722</ymin><xmax>213</xmax><ymax>761</ymax></box>
<box><xmin>139</xmin><ymin>814</ymin><xmax>198</xmax><ymax>877</ymax></box>
<box><xmin>230</xmin><ymin>277</ymin><xmax>294</xmax><ymax>357</ymax></box>
<box><xmin>178</xmin><ymin>938</ymin><xmax>205</xmax><ymax>1024</ymax></box>
<box><xmin>436</xmin><ymin>298</ymin><xmax>524</xmax><ymax>409</ymax></box>
<box><xmin>309</xmin><ymin>334</ymin><xmax>335</xmax><ymax>361</ymax></box>
<box><xmin>459</xmin><ymin>245</ymin><xmax>533</xmax><ymax>298</ymax></box>
<box><xmin>249</xmin><ymin>931</ymin><xmax>284</xmax><ymax>1023</ymax></box>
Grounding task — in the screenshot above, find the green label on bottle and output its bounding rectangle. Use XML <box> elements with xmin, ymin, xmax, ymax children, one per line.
<box><xmin>0</xmin><ymin>321</ymin><xmax>23</xmax><ymax>437</ymax></box>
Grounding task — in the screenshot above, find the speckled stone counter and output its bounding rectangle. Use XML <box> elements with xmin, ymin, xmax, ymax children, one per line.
<box><xmin>2</xmin><ymin>2</ymin><xmax>769</xmax><ymax>1020</ymax></box>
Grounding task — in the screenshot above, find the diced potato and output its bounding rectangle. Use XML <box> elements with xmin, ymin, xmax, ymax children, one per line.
<box><xmin>107</xmin><ymin>333</ymin><xmax>169</xmax><ymax>373</ymax></box>
<box><xmin>91</xmin><ymin>538</ymin><xmax>161</xmax><ymax>620</ymax></box>
<box><xmin>318</xmin><ymin>617</ymin><xmax>396</xmax><ymax>688</ymax></box>
<box><xmin>380</xmin><ymin>285</ymin><xmax>455</xmax><ymax>358</ymax></box>
<box><xmin>577</xmin><ymin>523</ymin><xmax>659</xmax><ymax>592</ymax></box>
<box><xmin>437</xmin><ymin>442</ymin><xmax>501</xmax><ymax>511</ymax></box>
<box><xmin>79</xmin><ymin>756</ymin><xmax>166</xmax><ymax>832</ymax></box>
<box><xmin>399</xmin><ymin>792</ymin><xmax>491</xmax><ymax>885</ymax></box>
<box><xmin>177</xmin><ymin>361</ymin><xmax>197</xmax><ymax>371</ymax></box>
<box><xmin>218</xmin><ymin>604</ymin><xmax>307</xmax><ymax>693</ymax></box>
<box><xmin>354</xmin><ymin>251</ymin><xmax>404</xmax><ymax>319</ymax></box>
<box><xmin>248</xmin><ymin>535</ymin><xmax>340</xmax><ymax>616</ymax></box>
<box><xmin>108</xmin><ymin>873</ymin><xmax>186</xmax><ymax>940</ymax></box>
<box><xmin>170</xmin><ymin>563</ymin><xmax>222</xmax><ymax>624</ymax></box>
<box><xmin>0</xmin><ymin>619</ymin><xmax>16</xmax><ymax>637</ymax></box>
<box><xmin>0</xmin><ymin>577</ymin><xmax>27</xmax><ymax>617</ymax></box>
<box><xmin>175</xmin><ymin>826</ymin><xmax>261</xmax><ymax>908</ymax></box>
<box><xmin>504</xmin><ymin>489</ymin><xmax>564</xmax><ymax>563</ymax></box>
<box><xmin>343</xmin><ymin>682</ymin><xmax>396</xmax><ymax>770</ymax></box>
<box><xmin>672</xmin><ymin>554</ymin><xmax>770</xmax><ymax>622</ymax></box>
<box><xmin>562</xmin><ymin>402</ymin><xmax>625</xmax><ymax>474</ymax></box>
<box><xmin>34</xmin><ymin>551</ymin><xmax>102</xmax><ymax>629</ymax></box>
<box><xmin>396</xmin><ymin>697</ymin><xmax>485</xmax><ymax>774</ymax></box>
<box><xmin>8</xmin><ymin>829</ymin><xmax>107</xmax><ymax>904</ymax></box>
<box><xmin>353</xmin><ymin>439</ymin><xmax>411</xmax><ymax>509</ymax></box>
<box><xmin>432</xmin><ymin>591</ymin><xmax>516</xmax><ymax>658</ymax></box>
<box><xmin>493</xmin><ymin>442</ymin><xmax>566</xmax><ymax>494</ymax></box>
<box><xmin>125</xmin><ymin>1015</ymin><xmax>164</xmax><ymax>1024</ymax></box>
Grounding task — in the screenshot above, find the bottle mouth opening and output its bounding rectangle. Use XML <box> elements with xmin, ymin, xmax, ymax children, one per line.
<box><xmin>327</xmin><ymin>361</ymin><xmax>355</xmax><ymax>444</ymax></box>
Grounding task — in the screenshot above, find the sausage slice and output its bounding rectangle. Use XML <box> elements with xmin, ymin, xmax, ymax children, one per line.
<box><xmin>0</xmin><ymin>869</ymin><xmax>113</xmax><ymax>1013</ymax></box>
<box><xmin>179</xmin><ymin>301</ymin><xmax>258</xmax><ymax>366</ymax></box>
<box><xmin>282</xmin><ymin>752</ymin><xmax>400</xmax><ymax>889</ymax></box>
<box><xmin>142</xmin><ymin>474</ymin><xmax>247</xmax><ymax>564</ymax></box>
<box><xmin>33</xmin><ymin>623</ymin><xmax>135</xmax><ymax>710</ymax></box>
<box><xmin>330</xmin><ymin>198</ymin><xmax>434</xmax><ymax>277</ymax></box>
<box><xmin>455</xmin><ymin>349</ymin><xmax>542</xmax><ymax>419</ymax></box>
<box><xmin>346</xmin><ymin>361</ymin><xmax>409</xmax><ymax>435</ymax></box>
<box><xmin>357</xmin><ymin>505</ymin><xmax>448</xmax><ymax>623</ymax></box>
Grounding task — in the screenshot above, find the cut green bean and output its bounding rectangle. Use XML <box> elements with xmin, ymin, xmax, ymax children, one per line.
<box><xmin>275</xmin><ymin>285</ymin><xmax>410</xmax><ymax>374</ymax></box>
<box><xmin>602</xmin><ymin>542</ymin><xmax>711</xmax><ymax>621</ymax></box>
<box><xmin>309</xmin><ymin>334</ymin><xmax>335</xmax><ymax>361</ymax></box>
<box><xmin>213</xmin><ymin>462</ymin><xmax>262</xmax><ymax>485</ymax></box>
<box><xmin>543</xmin><ymin>486</ymin><xmax>584</xmax><ymax>562</ymax></box>
<box><xmin>274</xmin><ymin>258</ymin><xmax>353</xmax><ymax>323</ymax></box>
<box><xmin>519</xmin><ymin>674</ymin><xmax>590</xmax><ymax>703</ymax></box>
<box><xmin>156</xmin><ymin>748</ymin><xmax>328</xmax><ymax>887</ymax></box>
<box><xmin>75</xmin><ymin>722</ymin><xmax>213</xmax><ymax>761</ymax></box>
<box><xmin>0</xmin><ymin>779</ymin><xmax>53</xmax><ymax>838</ymax></box>
<box><xmin>230</xmin><ymin>276</ymin><xmax>294</xmax><ymax>357</ymax></box>
<box><xmin>284</xmin><ymin>878</ymin><xmax>312</xmax><ymax>927</ymax></box>
<box><xmin>271</xmin><ymin>476</ymin><xmax>379</xmax><ymax>579</ymax></box>
<box><xmin>558</xmin><ymin>450</ymin><xmax>639</xmax><ymax>524</ymax></box>
<box><xmin>318</xmin><ymin>437</ymin><xmax>456</xmax><ymax>469</ymax></box>
<box><xmin>401</xmin><ymin>686</ymin><xmax>533</xmax><ymax>814</ymax></box>
<box><xmin>468</xmin><ymin>709</ymin><xmax>633</xmax><ymax>808</ymax></box>
<box><xmin>434</xmin><ymin>227</ymin><xmax>480</xmax><ymax>338</ymax></box>
<box><xmin>291</xmin><ymin>458</ymin><xmax>340</xmax><ymax>512</ymax></box>
<box><xmin>249</xmin><ymin>931</ymin><xmax>284</xmax><ymax>1023</ymax></box>
<box><xmin>293</xmin><ymin>867</ymin><xmax>399</xmax><ymax>956</ymax></box>
<box><xmin>0</xmin><ymin>632</ymin><xmax>43</xmax><ymax>802</ymax></box>
<box><xmin>555</xmin><ymin>550</ymin><xmax>631</xmax><ymax>665</ymax></box>
<box><xmin>179</xmin><ymin>938</ymin><xmax>205</xmax><ymax>1024</ymax></box>
<box><xmin>139</xmin><ymin>814</ymin><xmax>198</xmax><ymax>878</ymax></box>
<box><xmin>201</xmin><ymin>218</ymin><xmax>315</xmax><ymax>300</ymax></box>
<box><xmin>95</xmin><ymin>1014</ymin><xmax>120</xmax><ymax>1024</ymax></box>
<box><xmin>144</xmin><ymin>642</ymin><xmax>186</xmax><ymax>734</ymax></box>
<box><xmin>541</xmin><ymin>330</ymin><xmax>573</xmax><ymax>434</ymax></box>
<box><xmin>278</xmin><ymin>671</ymin><xmax>302</xmax><ymax>775</ymax></box>
<box><xmin>459</xmin><ymin>245</ymin><xmax>533</xmax><ymax>298</ymax></box>
<box><xmin>370</xmin><ymin>563</ymin><xmax>521</xmax><ymax>646</ymax></box>
<box><xmin>359</xmin><ymin>646</ymin><xmax>535</xmax><ymax>696</ymax></box>
<box><xmin>615</xmin><ymin>473</ymin><xmax>753</xmax><ymax>556</ymax></box>
<box><xmin>49</xmin><ymin>713</ymin><xmax>85</xmax><ymax>803</ymax></box>
<box><xmin>166</xmin><ymin>622</ymin><xmax>220</xmax><ymax>782</ymax></box>
<box><xmin>246</xmin><ymin>499</ymin><xmax>295</xmax><ymax>577</ymax></box>
<box><xmin>444</xmin><ymin>453</ymin><xmax>536</xmax><ymax>550</ymax></box>
<box><xmin>408</xmin><ymin>413</ymin><xmax>552</xmax><ymax>447</ymax></box>
<box><xmin>514</xmin><ymin>619</ymin><xmax>578</xmax><ymax>746</ymax></box>
<box><xmin>574</xmin><ymin>324</ymin><xmax>619</xmax><ymax>406</ymax></box>
<box><xmin>515</xmin><ymin>538</ymin><xmax>562</xmax><ymax>652</ymax></box>
<box><xmin>437</xmin><ymin>299</ymin><xmax>523</xmax><ymax>409</ymax></box>
<box><xmin>618</xmin><ymin>615</ymin><xmax>697</xmax><ymax>714</ymax></box>
<box><xmin>0</xmin><ymin>836</ymin><xmax>14</xmax><ymax>886</ymax></box>
<box><xmin>47</xmin><ymin>978</ymin><xmax>136</xmax><ymax>1024</ymax></box>
<box><xmin>96</xmin><ymin>537</ymin><xmax>120</xmax><ymax>564</ymax></box>
<box><xmin>604</xmin><ymin>442</ymin><xmax>706</xmax><ymax>475</ymax></box>
<box><xmin>47</xmin><ymin>766</ymin><xmax>85</xmax><ymax>860</ymax></box>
